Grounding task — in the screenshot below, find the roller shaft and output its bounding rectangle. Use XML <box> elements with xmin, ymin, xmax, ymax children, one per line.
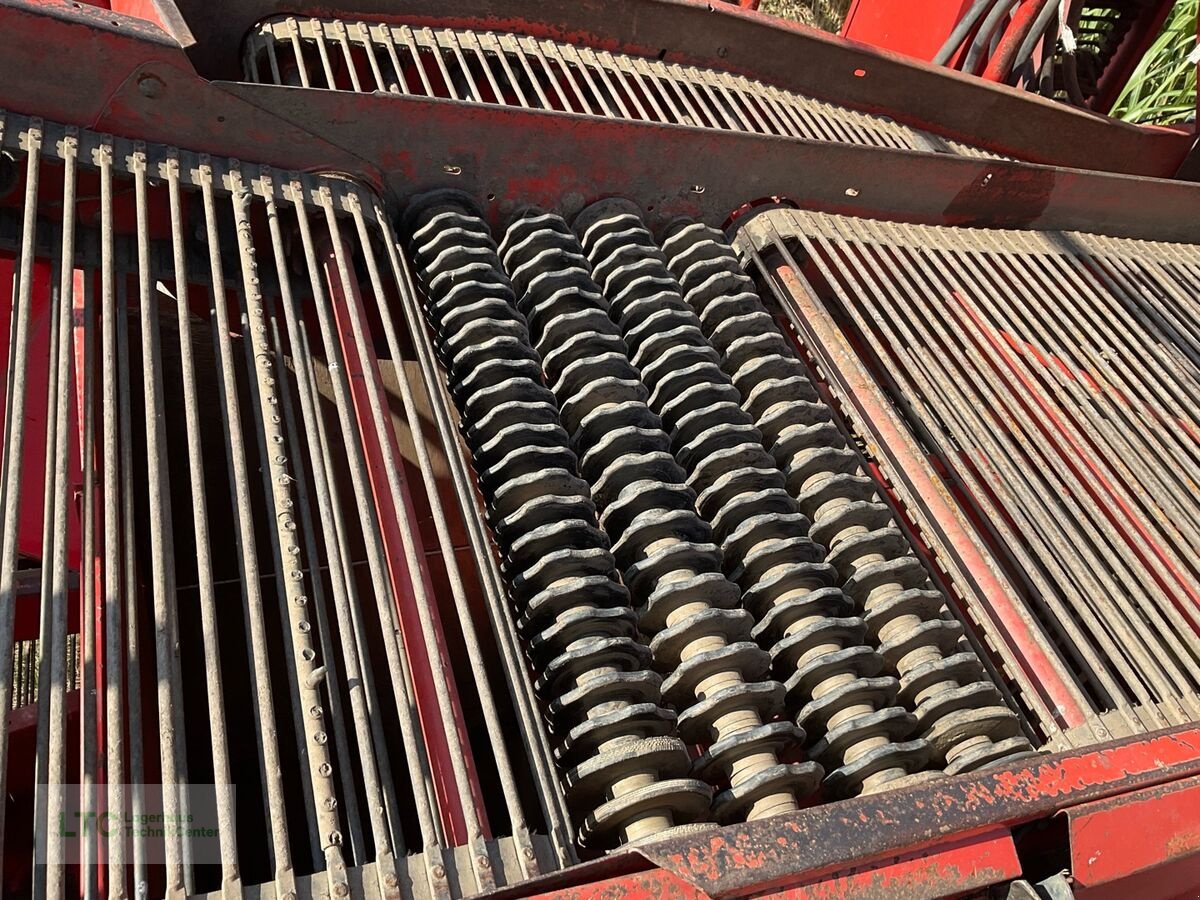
<box><xmin>659</xmin><ymin>217</ymin><xmax>1036</xmax><ymax>775</ymax></box>
<box><xmin>498</xmin><ymin>209</ymin><xmax>822</xmax><ymax>823</ymax></box>
<box><xmin>406</xmin><ymin>192</ymin><xmax>712</xmax><ymax>851</ymax></box>
<box><xmin>572</xmin><ymin>200</ymin><xmax>936</xmax><ymax>796</ymax></box>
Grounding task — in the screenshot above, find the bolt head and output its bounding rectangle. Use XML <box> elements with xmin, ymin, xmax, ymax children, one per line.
<box><xmin>137</xmin><ymin>74</ymin><xmax>165</xmax><ymax>98</ymax></box>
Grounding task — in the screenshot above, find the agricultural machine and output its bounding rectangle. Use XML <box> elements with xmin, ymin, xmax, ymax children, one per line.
<box><xmin>1</xmin><ymin>0</ymin><xmax>1200</xmax><ymax>897</ymax></box>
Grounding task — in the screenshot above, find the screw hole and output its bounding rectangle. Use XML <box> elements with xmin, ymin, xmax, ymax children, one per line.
<box><xmin>486</xmin><ymin>192</ymin><xmax>496</xmax><ymax>202</ymax></box>
<box><xmin>217</xmin><ymin>115</ymin><xmax>226</xmax><ymax>123</ymax></box>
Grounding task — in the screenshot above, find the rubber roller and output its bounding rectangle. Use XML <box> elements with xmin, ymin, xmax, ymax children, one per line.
<box><xmin>570</xmin><ymin>199</ymin><xmax>938</xmax><ymax>797</ymax></box>
<box><xmin>405</xmin><ymin>191</ymin><xmax>713</xmax><ymax>851</ymax></box>
<box><xmin>498</xmin><ymin>208</ymin><xmax>822</xmax><ymax>824</ymax></box>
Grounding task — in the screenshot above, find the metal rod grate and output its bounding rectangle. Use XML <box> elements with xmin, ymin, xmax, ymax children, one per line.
<box><xmin>0</xmin><ymin>109</ymin><xmax>570</xmax><ymax>898</ymax></box>
<box><xmin>242</xmin><ymin>16</ymin><xmax>994</xmax><ymax>158</ymax></box>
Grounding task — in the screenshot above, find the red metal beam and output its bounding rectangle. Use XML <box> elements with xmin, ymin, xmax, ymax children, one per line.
<box><xmin>0</xmin><ymin>0</ymin><xmax>1191</xmax><ymax>183</ymax></box>
<box><xmin>769</xmin><ymin>829</ymin><xmax>1021</xmax><ymax>899</ymax></box>
<box><xmin>496</xmin><ymin>725</ymin><xmax>1200</xmax><ymax>899</ymax></box>
<box><xmin>215</xmin><ymin>83</ymin><xmax>1200</xmax><ymax>245</ymax></box>
<box><xmin>636</xmin><ymin>725</ymin><xmax>1200</xmax><ymax>897</ymax></box>
<box><xmin>1067</xmin><ymin>773</ymin><xmax>1200</xmax><ymax>898</ymax></box>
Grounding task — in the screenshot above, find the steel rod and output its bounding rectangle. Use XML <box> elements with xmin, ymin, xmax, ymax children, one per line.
<box><xmin>163</xmin><ymin>152</ymin><xmax>242</xmax><ymax>897</ymax></box>
<box><xmin>197</xmin><ymin>159</ymin><xmax>297</xmax><ymax>896</ymax></box>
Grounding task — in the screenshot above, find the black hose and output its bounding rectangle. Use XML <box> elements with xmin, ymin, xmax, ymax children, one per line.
<box><xmin>1007</xmin><ymin>0</ymin><xmax>1063</xmax><ymax>85</ymax></box>
<box><xmin>963</xmin><ymin>0</ymin><xmax>1021</xmax><ymax>74</ymax></box>
<box><xmin>1037</xmin><ymin>30</ymin><xmax>1057</xmax><ymax>96</ymax></box>
<box><xmin>933</xmin><ymin>0</ymin><xmax>1005</xmax><ymax>65</ymax></box>
<box><xmin>1061</xmin><ymin>0</ymin><xmax>1087</xmax><ymax>105</ymax></box>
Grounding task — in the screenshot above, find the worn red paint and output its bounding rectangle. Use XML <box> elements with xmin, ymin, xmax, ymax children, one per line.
<box><xmin>527</xmin><ymin>868</ymin><xmax>705</xmax><ymax>900</ymax></box>
<box><xmin>322</xmin><ymin>237</ymin><xmax>488</xmax><ymax>845</ymax></box>
<box><xmin>773</xmin><ymin>829</ymin><xmax>1020</xmax><ymax>899</ymax></box>
<box><xmin>629</xmin><ymin>726</ymin><xmax>1200</xmax><ymax>897</ymax></box>
<box><xmin>1068</xmin><ymin>773</ymin><xmax>1200</xmax><ymax>893</ymax></box>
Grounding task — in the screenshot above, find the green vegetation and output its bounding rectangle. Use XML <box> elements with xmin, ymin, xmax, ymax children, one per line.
<box><xmin>1113</xmin><ymin>0</ymin><xmax>1198</xmax><ymax>125</ymax></box>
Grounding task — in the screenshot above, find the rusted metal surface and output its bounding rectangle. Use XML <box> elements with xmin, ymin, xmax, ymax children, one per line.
<box><xmin>526</xmin><ymin>868</ymin><xmax>702</xmax><ymax>899</ymax></box>
<box><xmin>524</xmin><ymin>829</ymin><xmax>1021</xmax><ymax>899</ymax></box>
<box><xmin>781</xmin><ymin>829</ymin><xmax>1020</xmax><ymax>899</ymax></box>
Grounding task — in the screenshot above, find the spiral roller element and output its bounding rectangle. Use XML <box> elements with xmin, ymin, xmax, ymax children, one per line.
<box><xmin>498</xmin><ymin>208</ymin><xmax>822</xmax><ymax>824</ymax></box>
<box><xmin>570</xmin><ymin>200</ymin><xmax>937</xmax><ymax>797</ymax></box>
<box><xmin>658</xmin><ymin>215</ymin><xmax>1037</xmax><ymax>776</ymax></box>
<box><xmin>405</xmin><ymin>192</ymin><xmax>713</xmax><ymax>851</ymax></box>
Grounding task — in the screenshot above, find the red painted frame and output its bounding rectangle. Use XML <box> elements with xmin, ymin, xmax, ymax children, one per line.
<box><xmin>843</xmin><ymin>0</ymin><xmax>1187</xmax><ymax>115</ymax></box>
<box><xmin>3</xmin><ymin>0</ymin><xmax>1200</xmax><ymax>896</ymax></box>
<box><xmin>505</xmin><ymin>725</ymin><xmax>1200</xmax><ymax>898</ymax></box>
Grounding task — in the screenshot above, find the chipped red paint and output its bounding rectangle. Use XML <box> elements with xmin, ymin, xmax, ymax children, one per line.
<box><xmin>767</xmin><ymin>829</ymin><xmax>1020</xmax><ymax>899</ymax></box>
<box><xmin>527</xmin><ymin>868</ymin><xmax>704</xmax><ymax>900</ymax></box>
<box><xmin>629</xmin><ymin>725</ymin><xmax>1200</xmax><ymax>897</ymax></box>
<box><xmin>496</xmin><ymin>727</ymin><xmax>1200</xmax><ymax>898</ymax></box>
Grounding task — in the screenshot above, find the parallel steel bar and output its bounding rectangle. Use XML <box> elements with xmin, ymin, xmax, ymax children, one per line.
<box><xmin>287</xmin><ymin>181</ymin><xmax>451</xmax><ymax>898</ymax></box>
<box><xmin>77</xmin><ymin>264</ymin><xmax>98</xmax><ymax>900</ymax></box>
<box><xmin>293</xmin><ymin>306</ymin><xmax>409</xmax><ymax>868</ymax></box>
<box><xmin>198</xmin><ymin>158</ymin><xmax>297</xmax><ymax>897</ymax></box>
<box><xmin>985</xmin><ymin>239</ymin><xmax>1200</xmax><ymax>580</ymax></box>
<box><xmin>132</xmin><ymin>145</ymin><xmax>191</xmax><ymax>895</ymax></box>
<box><xmin>735</xmin><ymin>215</ymin><xmax>1090</xmax><ymax>732</ymax></box>
<box><xmin>795</xmin><ymin>219</ymin><xmax>1185</xmax><ymax>713</ymax></box>
<box><xmin>260</xmin><ymin>283</ymin><xmax>366</xmax><ymax>868</ymax></box>
<box><xmin>928</xmin><ymin>231</ymin><xmax>1200</xmax><ymax>680</ymax></box>
<box><xmin>348</xmin><ymin>194</ymin><xmax>542</xmax><ymax>876</ymax></box>
<box><xmin>95</xmin><ymin>133</ymin><xmax>129</xmax><ymax>899</ymax></box>
<box><xmin>46</xmin><ymin>136</ymin><xmax>79</xmax><ymax>900</ymax></box>
<box><xmin>163</xmin><ymin>152</ymin><xmax>242</xmax><ymax>897</ymax></box>
<box><xmin>116</xmin><ymin>276</ymin><xmax>149</xmax><ymax>893</ymax></box>
<box><xmin>841</xmin><ymin>224</ymin><xmax>1141</xmax><ymax>714</ymax></box>
<box><xmin>34</xmin><ymin>216</ymin><xmax>66</xmax><ymax>900</ymax></box>
<box><xmin>0</xmin><ymin>119</ymin><xmax>41</xmax><ymax>874</ymax></box>
<box><xmin>227</xmin><ymin>164</ymin><xmax>351</xmax><ymax>894</ymax></box>
<box><xmin>319</xmin><ymin>198</ymin><xmax>495</xmax><ymax>885</ymax></box>
<box><xmin>236</xmin><ymin>297</ymin><xmax>323</xmax><ymax>872</ymax></box>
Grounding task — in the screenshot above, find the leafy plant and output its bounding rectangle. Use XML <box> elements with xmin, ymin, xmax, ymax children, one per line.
<box><xmin>1113</xmin><ymin>0</ymin><xmax>1198</xmax><ymax>125</ymax></box>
